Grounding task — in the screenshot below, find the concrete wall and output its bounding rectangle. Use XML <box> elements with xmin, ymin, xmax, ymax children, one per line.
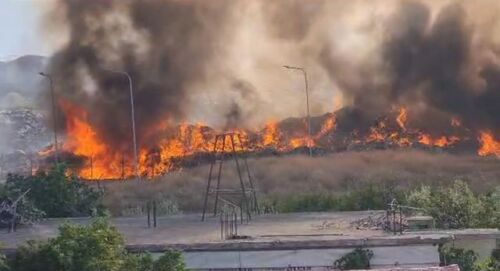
<box><xmin>181</xmin><ymin>245</ymin><xmax>440</xmax><ymax>270</ymax></box>
<box><xmin>450</xmin><ymin>237</ymin><xmax>499</xmax><ymax>260</ymax></box>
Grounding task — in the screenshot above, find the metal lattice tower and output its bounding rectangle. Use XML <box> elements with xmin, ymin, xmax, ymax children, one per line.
<box><xmin>201</xmin><ymin>133</ymin><xmax>258</xmax><ymax>222</ymax></box>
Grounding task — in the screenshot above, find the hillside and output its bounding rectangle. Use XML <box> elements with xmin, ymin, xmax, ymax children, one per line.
<box><xmin>0</xmin><ymin>55</ymin><xmax>48</xmax><ymax>108</ymax></box>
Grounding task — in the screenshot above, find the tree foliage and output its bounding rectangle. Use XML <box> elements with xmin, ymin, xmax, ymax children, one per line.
<box><xmin>439</xmin><ymin>246</ymin><xmax>478</xmax><ymax>271</ymax></box>
<box><xmin>9</xmin><ymin>219</ymin><xmax>186</xmax><ymax>271</ymax></box>
<box><xmin>5</xmin><ymin>164</ymin><xmax>104</xmax><ymax>218</ymax></box>
<box><xmin>333</xmin><ymin>247</ymin><xmax>374</xmax><ymax>270</ymax></box>
<box><xmin>407</xmin><ymin>180</ymin><xmax>499</xmax><ymax>229</ymax></box>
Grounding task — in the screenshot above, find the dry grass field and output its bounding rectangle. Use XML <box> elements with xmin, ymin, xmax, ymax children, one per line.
<box><xmin>100</xmin><ymin>150</ymin><xmax>500</xmax><ymax>215</ymax></box>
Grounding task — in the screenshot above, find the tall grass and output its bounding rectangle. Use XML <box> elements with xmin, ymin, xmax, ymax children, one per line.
<box><xmin>98</xmin><ymin>150</ymin><xmax>500</xmax><ymax>215</ymax></box>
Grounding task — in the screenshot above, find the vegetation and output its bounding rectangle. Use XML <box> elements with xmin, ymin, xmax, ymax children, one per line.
<box><xmin>475</xmin><ymin>257</ymin><xmax>500</xmax><ymax>271</ymax></box>
<box><xmin>263</xmin><ymin>183</ymin><xmax>403</xmax><ymax>213</ymax></box>
<box><xmin>439</xmin><ymin>246</ymin><xmax>500</xmax><ymax>271</ymax></box>
<box><xmin>7</xmin><ymin>219</ymin><xmax>186</xmax><ymax>271</ymax></box>
<box><xmin>333</xmin><ymin>247</ymin><xmax>373</xmax><ymax>270</ymax></box>
<box><xmin>407</xmin><ymin>180</ymin><xmax>500</xmax><ymax>229</ymax></box>
<box><xmin>0</xmin><ymin>254</ymin><xmax>9</xmax><ymax>271</ymax></box>
<box><xmin>439</xmin><ymin>246</ymin><xmax>478</xmax><ymax>271</ymax></box>
<box><xmin>4</xmin><ymin>164</ymin><xmax>104</xmax><ymax>218</ymax></box>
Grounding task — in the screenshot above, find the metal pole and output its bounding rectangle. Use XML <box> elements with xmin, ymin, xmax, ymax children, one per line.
<box><xmin>105</xmin><ymin>70</ymin><xmax>139</xmax><ymax>180</ymax></box>
<box><xmin>302</xmin><ymin>69</ymin><xmax>312</xmax><ymax>157</ymax></box>
<box><xmin>39</xmin><ymin>73</ymin><xmax>59</xmax><ymax>164</ymax></box>
<box><xmin>283</xmin><ymin>66</ymin><xmax>312</xmax><ymax>157</ymax></box>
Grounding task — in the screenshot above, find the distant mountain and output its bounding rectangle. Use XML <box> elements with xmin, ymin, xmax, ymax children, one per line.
<box><xmin>0</xmin><ymin>55</ymin><xmax>48</xmax><ymax>108</ymax></box>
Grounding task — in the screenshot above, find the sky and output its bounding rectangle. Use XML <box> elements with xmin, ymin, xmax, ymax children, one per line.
<box><xmin>0</xmin><ymin>0</ymin><xmax>52</xmax><ymax>60</ymax></box>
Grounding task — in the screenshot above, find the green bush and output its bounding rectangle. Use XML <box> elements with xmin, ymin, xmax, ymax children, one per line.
<box><xmin>11</xmin><ymin>219</ymin><xmax>126</xmax><ymax>271</ymax></box>
<box><xmin>439</xmin><ymin>246</ymin><xmax>477</xmax><ymax>271</ymax></box>
<box><xmin>153</xmin><ymin>250</ymin><xmax>186</xmax><ymax>271</ymax></box>
<box><xmin>276</xmin><ymin>194</ymin><xmax>339</xmax><ymax>213</ymax></box>
<box><xmin>272</xmin><ymin>183</ymin><xmax>403</xmax><ymax>213</ymax></box>
<box><xmin>9</xmin><ymin>219</ymin><xmax>186</xmax><ymax>271</ymax></box>
<box><xmin>0</xmin><ymin>254</ymin><xmax>9</xmax><ymax>271</ymax></box>
<box><xmin>123</xmin><ymin>253</ymin><xmax>154</xmax><ymax>271</ymax></box>
<box><xmin>6</xmin><ymin>164</ymin><xmax>104</xmax><ymax>218</ymax></box>
<box><xmin>334</xmin><ymin>247</ymin><xmax>374</xmax><ymax>270</ymax></box>
<box><xmin>475</xmin><ymin>257</ymin><xmax>500</xmax><ymax>271</ymax></box>
<box><xmin>407</xmin><ymin>180</ymin><xmax>499</xmax><ymax>229</ymax></box>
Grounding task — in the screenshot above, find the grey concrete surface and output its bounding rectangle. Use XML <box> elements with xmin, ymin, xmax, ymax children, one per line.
<box><xmin>0</xmin><ymin>211</ymin><xmax>386</xmax><ymax>248</ymax></box>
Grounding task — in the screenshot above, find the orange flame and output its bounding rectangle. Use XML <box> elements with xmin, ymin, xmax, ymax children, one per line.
<box><xmin>478</xmin><ymin>131</ymin><xmax>500</xmax><ymax>156</ymax></box>
<box><xmin>262</xmin><ymin>121</ymin><xmax>282</xmax><ymax>148</ymax></box>
<box><xmin>418</xmin><ymin>134</ymin><xmax>460</xmax><ymax>147</ymax></box>
<box><xmin>60</xmin><ymin>100</ymin><xmax>132</xmax><ymax>179</ymax></box>
<box><xmin>396</xmin><ymin>107</ymin><xmax>408</xmax><ymax>131</ymax></box>
<box><xmin>50</xmin><ymin>99</ymin><xmax>497</xmax><ymax>180</ymax></box>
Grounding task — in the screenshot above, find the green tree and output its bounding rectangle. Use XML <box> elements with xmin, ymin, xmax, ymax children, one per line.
<box><xmin>407</xmin><ymin>180</ymin><xmax>499</xmax><ymax>229</ymax></box>
<box><xmin>9</xmin><ymin>219</ymin><xmax>187</xmax><ymax>271</ymax></box>
<box><xmin>6</xmin><ymin>164</ymin><xmax>104</xmax><ymax>218</ymax></box>
<box><xmin>11</xmin><ymin>219</ymin><xmax>126</xmax><ymax>271</ymax></box>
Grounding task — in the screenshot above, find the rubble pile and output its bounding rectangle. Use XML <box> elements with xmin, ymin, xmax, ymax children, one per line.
<box><xmin>351</xmin><ymin>212</ymin><xmax>408</xmax><ymax>231</ymax></box>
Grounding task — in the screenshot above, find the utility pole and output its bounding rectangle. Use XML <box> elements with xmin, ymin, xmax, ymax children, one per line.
<box><xmin>283</xmin><ymin>65</ymin><xmax>312</xmax><ymax>157</ymax></box>
<box><xmin>39</xmin><ymin>72</ymin><xmax>59</xmax><ymax>164</ymax></box>
<box><xmin>105</xmin><ymin>70</ymin><xmax>140</xmax><ymax>180</ymax></box>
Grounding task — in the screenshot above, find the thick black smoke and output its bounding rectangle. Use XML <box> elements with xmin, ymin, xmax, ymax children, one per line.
<box><xmin>45</xmin><ymin>0</ymin><xmax>500</xmax><ymax>154</ymax></box>
<box><xmin>48</xmin><ymin>0</ymin><xmax>235</xmax><ymax>152</ymax></box>
<box><xmin>320</xmin><ymin>1</ymin><xmax>500</xmax><ymax>135</ymax></box>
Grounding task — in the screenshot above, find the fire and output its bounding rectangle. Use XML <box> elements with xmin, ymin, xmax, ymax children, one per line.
<box><xmin>55</xmin><ymin>98</ymin><xmax>340</xmax><ymax>179</ymax></box>
<box><xmin>39</xmin><ymin>99</ymin><xmax>500</xmax><ymax>180</ymax></box>
<box><xmin>60</xmin><ymin>100</ymin><xmax>132</xmax><ymax>179</ymax></box>
<box><xmin>367</xmin><ymin>126</ymin><xmax>385</xmax><ymax>142</ymax></box>
<box><xmin>317</xmin><ymin>115</ymin><xmax>337</xmax><ymax>138</ymax></box>
<box><xmin>478</xmin><ymin>131</ymin><xmax>500</xmax><ymax>157</ymax></box>
<box><xmin>396</xmin><ymin>107</ymin><xmax>408</xmax><ymax>131</ymax></box>
<box><xmin>262</xmin><ymin>121</ymin><xmax>282</xmax><ymax>148</ymax></box>
<box><xmin>418</xmin><ymin>134</ymin><xmax>460</xmax><ymax>147</ymax></box>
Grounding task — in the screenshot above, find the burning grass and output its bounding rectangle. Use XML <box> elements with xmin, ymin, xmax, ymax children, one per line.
<box><xmin>38</xmin><ymin>102</ymin><xmax>500</xmax><ymax>181</ymax></box>
<box><xmin>100</xmin><ymin>150</ymin><xmax>500</xmax><ymax>216</ymax></box>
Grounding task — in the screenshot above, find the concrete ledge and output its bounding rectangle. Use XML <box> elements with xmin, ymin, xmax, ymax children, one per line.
<box><xmin>126</xmin><ymin>235</ymin><xmax>449</xmax><ymax>253</ymax></box>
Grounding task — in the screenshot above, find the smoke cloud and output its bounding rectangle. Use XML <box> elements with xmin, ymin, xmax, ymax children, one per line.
<box><xmin>44</xmin><ymin>0</ymin><xmax>500</xmax><ymax>152</ymax></box>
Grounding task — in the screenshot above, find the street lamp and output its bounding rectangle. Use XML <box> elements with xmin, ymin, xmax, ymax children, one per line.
<box><xmin>283</xmin><ymin>65</ymin><xmax>312</xmax><ymax>157</ymax></box>
<box><xmin>105</xmin><ymin>69</ymin><xmax>139</xmax><ymax>180</ymax></box>
<box><xmin>39</xmin><ymin>72</ymin><xmax>59</xmax><ymax>164</ymax></box>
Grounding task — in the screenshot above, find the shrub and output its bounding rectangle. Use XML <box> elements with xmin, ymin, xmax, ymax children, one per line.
<box><xmin>0</xmin><ymin>186</ymin><xmax>45</xmax><ymax>227</ymax></box>
<box><xmin>334</xmin><ymin>247</ymin><xmax>374</xmax><ymax>270</ymax></box>
<box><xmin>9</xmin><ymin>219</ymin><xmax>186</xmax><ymax>271</ymax></box>
<box><xmin>272</xmin><ymin>183</ymin><xmax>403</xmax><ymax>213</ymax></box>
<box><xmin>153</xmin><ymin>250</ymin><xmax>186</xmax><ymax>271</ymax></box>
<box><xmin>407</xmin><ymin>180</ymin><xmax>499</xmax><ymax>228</ymax></box>
<box><xmin>122</xmin><ymin>253</ymin><xmax>154</xmax><ymax>271</ymax></box>
<box><xmin>6</xmin><ymin>164</ymin><xmax>104</xmax><ymax>218</ymax></box>
<box><xmin>123</xmin><ymin>251</ymin><xmax>185</xmax><ymax>271</ymax></box>
<box><xmin>276</xmin><ymin>194</ymin><xmax>339</xmax><ymax>213</ymax></box>
<box><xmin>0</xmin><ymin>254</ymin><xmax>9</xmax><ymax>271</ymax></box>
<box><xmin>11</xmin><ymin>219</ymin><xmax>126</xmax><ymax>271</ymax></box>
<box><xmin>439</xmin><ymin>246</ymin><xmax>477</xmax><ymax>271</ymax></box>
<box><xmin>475</xmin><ymin>257</ymin><xmax>500</xmax><ymax>271</ymax></box>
